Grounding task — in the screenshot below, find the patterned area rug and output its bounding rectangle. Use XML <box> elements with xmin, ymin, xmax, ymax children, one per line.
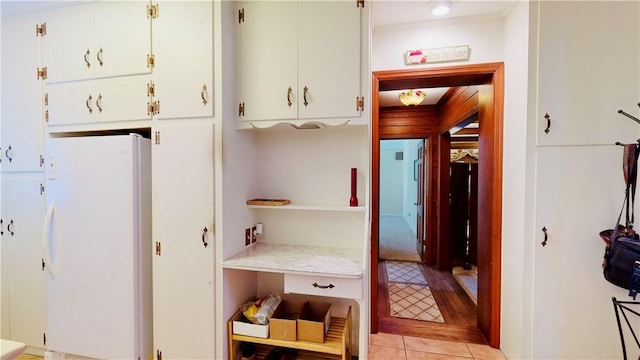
<box><xmin>385</xmin><ymin>261</ymin><xmax>427</xmax><ymax>285</ymax></box>
<box><xmin>385</xmin><ymin>261</ymin><xmax>444</xmax><ymax>323</ymax></box>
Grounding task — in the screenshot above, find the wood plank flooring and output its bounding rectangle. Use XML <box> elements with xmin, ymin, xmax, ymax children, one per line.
<box><xmin>377</xmin><ymin>260</ymin><xmax>487</xmax><ymax>344</ymax></box>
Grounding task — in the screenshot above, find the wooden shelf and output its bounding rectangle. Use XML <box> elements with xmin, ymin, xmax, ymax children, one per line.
<box><xmin>228</xmin><ymin>306</ymin><xmax>352</xmax><ymax>360</ymax></box>
<box><xmin>247</xmin><ymin>204</ymin><xmax>365</xmax><ymax>212</ymax></box>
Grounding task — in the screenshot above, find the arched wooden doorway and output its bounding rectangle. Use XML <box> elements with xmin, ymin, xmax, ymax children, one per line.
<box><xmin>371</xmin><ymin>62</ymin><xmax>504</xmax><ymax>348</ymax></box>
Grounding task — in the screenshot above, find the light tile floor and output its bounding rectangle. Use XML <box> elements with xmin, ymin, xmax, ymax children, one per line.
<box><xmin>16</xmin><ymin>334</ymin><xmax>507</xmax><ymax>359</ymax></box>
<box><xmin>370</xmin><ymin>333</ymin><xmax>507</xmax><ymax>360</ymax></box>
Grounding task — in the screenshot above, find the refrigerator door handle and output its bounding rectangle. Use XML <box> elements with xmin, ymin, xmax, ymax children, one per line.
<box><xmin>42</xmin><ymin>202</ymin><xmax>58</xmax><ymax>279</ymax></box>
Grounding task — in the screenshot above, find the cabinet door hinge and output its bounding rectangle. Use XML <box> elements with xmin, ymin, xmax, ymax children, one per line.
<box><xmin>356</xmin><ymin>0</ymin><xmax>365</xmax><ymax>8</ymax></box>
<box><xmin>36</xmin><ymin>23</ymin><xmax>46</xmax><ymax>36</ymax></box>
<box><xmin>148</xmin><ymin>101</ymin><xmax>160</xmax><ymax>116</ymax></box>
<box><xmin>356</xmin><ymin>96</ymin><xmax>365</xmax><ymax>111</ymax></box>
<box><xmin>238</xmin><ymin>8</ymin><xmax>245</xmax><ymax>23</ymax></box>
<box><xmin>154</xmin><ymin>131</ymin><xmax>160</xmax><ymax>145</ymax></box>
<box><xmin>44</xmin><ymin>93</ymin><xmax>48</xmax><ymax>106</ymax></box>
<box><xmin>156</xmin><ymin>349</ymin><xmax>162</xmax><ymax>360</ymax></box>
<box><xmin>238</xmin><ymin>102</ymin><xmax>245</xmax><ymax>117</ymax></box>
<box><xmin>45</xmin><ymin>110</ymin><xmax>49</xmax><ymax>123</ymax></box>
<box><xmin>40</xmin><ymin>182</ymin><xmax>45</xmax><ymax>195</ymax></box>
<box><xmin>155</xmin><ymin>241</ymin><xmax>161</xmax><ymax>256</ymax></box>
<box><xmin>37</xmin><ymin>67</ymin><xmax>47</xmax><ymax>80</ymax></box>
<box><xmin>147</xmin><ymin>4</ymin><xmax>159</xmax><ymax>19</ymax></box>
<box><xmin>147</xmin><ymin>54</ymin><xmax>155</xmax><ymax>69</ymax></box>
<box><xmin>40</xmin><ymin>155</ymin><xmax>45</xmax><ymax>168</ymax></box>
<box><xmin>147</xmin><ymin>81</ymin><xmax>155</xmax><ymax>97</ymax></box>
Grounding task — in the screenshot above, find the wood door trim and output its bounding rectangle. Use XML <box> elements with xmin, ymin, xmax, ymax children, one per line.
<box><xmin>371</xmin><ymin>62</ymin><xmax>504</xmax><ymax>348</ymax></box>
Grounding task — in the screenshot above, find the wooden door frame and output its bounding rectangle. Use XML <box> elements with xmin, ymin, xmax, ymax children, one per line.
<box><xmin>371</xmin><ymin>62</ymin><xmax>504</xmax><ymax>348</ymax></box>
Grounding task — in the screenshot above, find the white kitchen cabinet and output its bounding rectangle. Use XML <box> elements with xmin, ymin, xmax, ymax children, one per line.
<box><xmin>1</xmin><ymin>11</ymin><xmax>44</xmax><ymax>173</ymax></box>
<box><xmin>42</xmin><ymin>1</ymin><xmax>152</xmax><ymax>84</ymax></box>
<box><xmin>45</xmin><ymin>76</ymin><xmax>152</xmax><ymax>127</ymax></box>
<box><xmin>0</xmin><ymin>174</ymin><xmax>46</xmax><ymax>351</ymax></box>
<box><xmin>235</xmin><ymin>1</ymin><xmax>364</xmax><ymax>127</ymax></box>
<box><xmin>152</xmin><ymin>0</ymin><xmax>214</xmax><ymax>120</ymax></box>
<box><xmin>151</xmin><ymin>123</ymin><xmax>215</xmax><ymax>360</ymax></box>
<box><xmin>532</xmin><ymin>147</ymin><xmax>634</xmax><ymax>359</ymax></box>
<box><xmin>536</xmin><ymin>1</ymin><xmax>640</xmax><ymax>146</ymax></box>
<box><xmin>526</xmin><ymin>2</ymin><xmax>640</xmax><ymax>358</ymax></box>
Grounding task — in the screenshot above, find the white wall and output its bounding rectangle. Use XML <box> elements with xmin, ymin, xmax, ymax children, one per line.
<box><xmin>372</xmin><ymin>14</ymin><xmax>505</xmax><ymax>71</ymax></box>
<box><xmin>379</xmin><ymin>147</ymin><xmax>404</xmax><ymax>214</ymax></box>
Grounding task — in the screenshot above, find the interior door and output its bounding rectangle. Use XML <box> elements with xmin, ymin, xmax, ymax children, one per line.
<box><xmin>416</xmin><ymin>140</ymin><xmax>426</xmax><ymax>261</ymax></box>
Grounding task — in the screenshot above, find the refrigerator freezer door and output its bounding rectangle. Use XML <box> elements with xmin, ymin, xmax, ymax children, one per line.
<box><xmin>43</xmin><ymin>134</ymin><xmax>150</xmax><ymax>359</ymax></box>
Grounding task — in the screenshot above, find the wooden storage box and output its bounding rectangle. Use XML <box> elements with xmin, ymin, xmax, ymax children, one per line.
<box><xmin>297</xmin><ymin>301</ymin><xmax>332</xmax><ymax>343</ymax></box>
<box><xmin>269</xmin><ymin>300</ymin><xmax>304</xmax><ymax>341</ymax></box>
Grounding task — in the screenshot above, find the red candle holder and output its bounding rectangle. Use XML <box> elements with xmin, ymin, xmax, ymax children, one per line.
<box><xmin>350</xmin><ymin>168</ymin><xmax>358</xmax><ymax>207</ymax></box>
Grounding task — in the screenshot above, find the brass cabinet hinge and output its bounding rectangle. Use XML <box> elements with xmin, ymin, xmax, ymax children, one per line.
<box><xmin>238</xmin><ymin>8</ymin><xmax>245</xmax><ymax>23</ymax></box>
<box><xmin>147</xmin><ymin>81</ymin><xmax>155</xmax><ymax>97</ymax></box>
<box><xmin>155</xmin><ymin>241</ymin><xmax>161</xmax><ymax>255</ymax></box>
<box><xmin>148</xmin><ymin>101</ymin><xmax>160</xmax><ymax>116</ymax></box>
<box><xmin>357</xmin><ymin>0</ymin><xmax>365</xmax><ymax>8</ymax></box>
<box><xmin>157</xmin><ymin>349</ymin><xmax>162</xmax><ymax>360</ymax></box>
<box><xmin>154</xmin><ymin>131</ymin><xmax>160</xmax><ymax>145</ymax></box>
<box><xmin>36</xmin><ymin>23</ymin><xmax>46</xmax><ymax>36</ymax></box>
<box><xmin>238</xmin><ymin>102</ymin><xmax>245</xmax><ymax>117</ymax></box>
<box><xmin>147</xmin><ymin>54</ymin><xmax>155</xmax><ymax>68</ymax></box>
<box><xmin>37</xmin><ymin>67</ymin><xmax>47</xmax><ymax>80</ymax></box>
<box><xmin>356</xmin><ymin>96</ymin><xmax>365</xmax><ymax>111</ymax></box>
<box><xmin>147</xmin><ymin>4</ymin><xmax>159</xmax><ymax>19</ymax></box>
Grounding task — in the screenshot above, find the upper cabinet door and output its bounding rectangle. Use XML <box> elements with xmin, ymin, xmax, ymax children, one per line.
<box><xmin>1</xmin><ymin>12</ymin><xmax>44</xmax><ymax>173</ymax></box>
<box><xmin>536</xmin><ymin>1</ymin><xmax>640</xmax><ymax>146</ymax></box>
<box><xmin>235</xmin><ymin>1</ymin><xmax>297</xmax><ymax>123</ymax></box>
<box><xmin>41</xmin><ymin>3</ymin><xmax>94</xmax><ymax>83</ymax></box>
<box><xmin>298</xmin><ymin>1</ymin><xmax>361</xmax><ymax>121</ymax></box>
<box><xmin>42</xmin><ymin>1</ymin><xmax>152</xmax><ymax>84</ymax></box>
<box><xmin>92</xmin><ymin>1</ymin><xmax>152</xmax><ymax>80</ymax></box>
<box><xmin>153</xmin><ymin>0</ymin><xmax>214</xmax><ymax>120</ymax></box>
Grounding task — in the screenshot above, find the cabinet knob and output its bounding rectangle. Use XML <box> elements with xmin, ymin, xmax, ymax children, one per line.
<box><xmin>544</xmin><ymin>113</ymin><xmax>551</xmax><ymax>134</ymax></box>
<box><xmin>84</xmin><ymin>49</ymin><xmax>91</xmax><ymax>68</ymax></box>
<box><xmin>202</xmin><ymin>226</ymin><xmax>209</xmax><ymax>248</ymax></box>
<box><xmin>5</xmin><ymin>145</ymin><xmax>12</xmax><ymax>163</ymax></box>
<box><xmin>86</xmin><ymin>94</ymin><xmax>93</xmax><ymax>114</ymax></box>
<box><xmin>201</xmin><ymin>84</ymin><xmax>208</xmax><ymax>106</ymax></box>
<box><xmin>97</xmin><ymin>47</ymin><xmax>104</xmax><ymax>67</ymax></box>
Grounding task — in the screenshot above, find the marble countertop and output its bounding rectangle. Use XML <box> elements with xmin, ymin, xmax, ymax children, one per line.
<box><xmin>222</xmin><ymin>242</ymin><xmax>363</xmax><ymax>279</ymax></box>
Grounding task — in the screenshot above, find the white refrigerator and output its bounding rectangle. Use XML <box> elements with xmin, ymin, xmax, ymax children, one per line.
<box><xmin>42</xmin><ymin>134</ymin><xmax>152</xmax><ymax>360</ymax></box>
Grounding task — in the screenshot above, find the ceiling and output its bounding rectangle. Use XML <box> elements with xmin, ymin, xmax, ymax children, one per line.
<box><xmin>373</xmin><ymin>0</ymin><xmax>515</xmax><ymax>107</ymax></box>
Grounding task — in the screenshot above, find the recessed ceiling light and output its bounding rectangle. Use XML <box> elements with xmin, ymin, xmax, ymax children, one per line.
<box><xmin>432</xmin><ymin>1</ymin><xmax>452</xmax><ymax>16</ymax></box>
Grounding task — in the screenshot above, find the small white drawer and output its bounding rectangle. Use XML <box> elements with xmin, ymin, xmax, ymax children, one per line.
<box><xmin>284</xmin><ymin>273</ymin><xmax>362</xmax><ymax>300</ymax></box>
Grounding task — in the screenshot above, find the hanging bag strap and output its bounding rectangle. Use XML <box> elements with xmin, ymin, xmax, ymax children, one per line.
<box><xmin>612</xmin><ymin>143</ymin><xmax>640</xmax><ymax>246</ymax></box>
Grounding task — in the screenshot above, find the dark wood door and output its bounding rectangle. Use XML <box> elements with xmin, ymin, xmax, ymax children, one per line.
<box><xmin>449</xmin><ymin>162</ymin><xmax>478</xmax><ymax>269</ymax></box>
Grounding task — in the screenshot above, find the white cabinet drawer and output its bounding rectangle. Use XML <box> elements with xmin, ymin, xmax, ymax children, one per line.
<box><xmin>284</xmin><ymin>274</ymin><xmax>362</xmax><ymax>300</ymax></box>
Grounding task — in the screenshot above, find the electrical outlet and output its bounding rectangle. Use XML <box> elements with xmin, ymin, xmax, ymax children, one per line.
<box><xmin>251</xmin><ymin>225</ymin><xmax>257</xmax><ymax>243</ymax></box>
<box><xmin>245</xmin><ymin>228</ymin><xmax>251</xmax><ymax>246</ymax></box>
